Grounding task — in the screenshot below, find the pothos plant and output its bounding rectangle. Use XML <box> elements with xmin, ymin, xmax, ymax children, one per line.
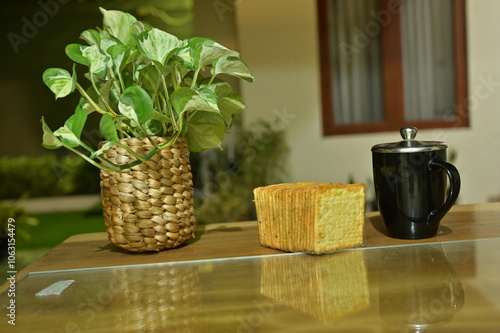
<box><xmin>41</xmin><ymin>8</ymin><xmax>254</xmax><ymax>172</ymax></box>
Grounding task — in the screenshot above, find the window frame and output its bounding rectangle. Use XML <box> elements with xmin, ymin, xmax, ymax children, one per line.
<box><xmin>317</xmin><ymin>0</ymin><xmax>468</xmax><ymax>136</ymax></box>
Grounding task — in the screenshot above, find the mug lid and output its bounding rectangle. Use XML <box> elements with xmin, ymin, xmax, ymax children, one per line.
<box><xmin>371</xmin><ymin>127</ymin><xmax>448</xmax><ymax>153</ymax></box>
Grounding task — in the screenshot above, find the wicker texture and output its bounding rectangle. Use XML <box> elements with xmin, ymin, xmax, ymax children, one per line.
<box><xmin>110</xmin><ymin>264</ymin><xmax>201</xmax><ymax>332</ymax></box>
<box><xmin>100</xmin><ymin>137</ymin><xmax>195</xmax><ymax>252</ymax></box>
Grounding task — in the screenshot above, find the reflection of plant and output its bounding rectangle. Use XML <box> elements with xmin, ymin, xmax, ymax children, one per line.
<box><xmin>41</xmin><ymin>8</ymin><xmax>253</xmax><ymax>171</ymax></box>
<box><xmin>0</xmin><ymin>202</ymin><xmax>39</xmax><ymax>241</ymax></box>
<box><xmin>194</xmin><ymin>119</ymin><xmax>289</xmax><ymax>223</ymax></box>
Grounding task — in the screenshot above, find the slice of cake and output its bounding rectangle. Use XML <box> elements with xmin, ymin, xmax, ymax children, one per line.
<box><xmin>253</xmin><ymin>182</ymin><xmax>365</xmax><ymax>254</ymax></box>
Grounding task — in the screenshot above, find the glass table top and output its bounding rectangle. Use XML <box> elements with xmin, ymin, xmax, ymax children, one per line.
<box><xmin>1</xmin><ymin>238</ymin><xmax>500</xmax><ymax>332</ymax></box>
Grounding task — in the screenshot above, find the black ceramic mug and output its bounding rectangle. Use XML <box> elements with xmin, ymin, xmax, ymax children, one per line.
<box><xmin>372</xmin><ymin>127</ymin><xmax>461</xmax><ymax>239</ymax></box>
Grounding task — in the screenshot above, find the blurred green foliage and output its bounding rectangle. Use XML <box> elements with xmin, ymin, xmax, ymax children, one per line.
<box><xmin>0</xmin><ymin>202</ymin><xmax>39</xmax><ymax>240</ymax></box>
<box><xmin>0</xmin><ymin>154</ymin><xmax>100</xmax><ymax>199</ymax></box>
<box><xmin>193</xmin><ymin>119</ymin><xmax>289</xmax><ymax>223</ymax></box>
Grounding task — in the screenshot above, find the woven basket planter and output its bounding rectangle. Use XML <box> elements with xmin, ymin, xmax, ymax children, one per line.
<box><xmin>100</xmin><ymin>137</ymin><xmax>196</xmax><ymax>252</ymax></box>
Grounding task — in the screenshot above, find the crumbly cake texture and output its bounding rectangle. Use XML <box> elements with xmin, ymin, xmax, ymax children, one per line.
<box><xmin>253</xmin><ymin>182</ymin><xmax>366</xmax><ymax>254</ymax></box>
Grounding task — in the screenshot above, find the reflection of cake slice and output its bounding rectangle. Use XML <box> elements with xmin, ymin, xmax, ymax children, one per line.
<box><xmin>260</xmin><ymin>250</ymin><xmax>370</xmax><ymax>323</ymax></box>
<box><xmin>253</xmin><ymin>182</ymin><xmax>365</xmax><ymax>254</ymax></box>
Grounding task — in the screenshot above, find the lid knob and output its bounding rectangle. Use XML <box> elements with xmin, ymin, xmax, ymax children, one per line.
<box><xmin>400</xmin><ymin>127</ymin><xmax>418</xmax><ymax>141</ymax></box>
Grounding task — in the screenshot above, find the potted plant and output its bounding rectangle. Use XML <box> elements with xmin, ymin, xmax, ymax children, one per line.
<box><xmin>41</xmin><ymin>8</ymin><xmax>254</xmax><ymax>252</ymax></box>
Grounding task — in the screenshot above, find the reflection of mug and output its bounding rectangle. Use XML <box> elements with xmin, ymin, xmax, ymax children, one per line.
<box><xmin>372</xmin><ymin>127</ymin><xmax>461</xmax><ymax>239</ymax></box>
<box><xmin>379</xmin><ymin>245</ymin><xmax>464</xmax><ymax>330</ymax></box>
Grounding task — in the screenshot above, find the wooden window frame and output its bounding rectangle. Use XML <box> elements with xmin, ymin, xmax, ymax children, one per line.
<box><xmin>318</xmin><ymin>0</ymin><xmax>468</xmax><ymax>136</ymax></box>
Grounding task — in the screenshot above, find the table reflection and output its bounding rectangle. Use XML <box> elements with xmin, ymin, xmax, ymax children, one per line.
<box><xmin>108</xmin><ymin>264</ymin><xmax>201</xmax><ymax>332</ymax></box>
<box><xmin>260</xmin><ymin>250</ymin><xmax>369</xmax><ymax>322</ymax></box>
<box><xmin>3</xmin><ymin>238</ymin><xmax>500</xmax><ymax>332</ymax></box>
<box><xmin>379</xmin><ymin>244</ymin><xmax>464</xmax><ymax>332</ymax></box>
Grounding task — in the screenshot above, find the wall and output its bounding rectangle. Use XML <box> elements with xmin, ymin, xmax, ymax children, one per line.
<box><xmin>235</xmin><ymin>0</ymin><xmax>500</xmax><ymax>205</ymax></box>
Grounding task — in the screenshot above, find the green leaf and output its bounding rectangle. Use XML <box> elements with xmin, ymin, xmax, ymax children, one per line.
<box><xmin>198</xmin><ymin>88</ymin><xmax>219</xmax><ymax>110</ymax></box>
<box><xmin>99</xmin><ymin>113</ymin><xmax>119</xmax><ymax>142</ymax></box>
<box><xmin>212</xmin><ymin>56</ymin><xmax>254</xmax><ymax>82</ymax></box>
<box><xmin>90</xmin><ymin>141</ymin><xmax>115</xmax><ymax>159</ymax></box>
<box><xmin>137</xmin><ymin>64</ymin><xmax>161</xmax><ymax>93</ymax></box>
<box><xmin>106</xmin><ymin>44</ymin><xmax>130</xmax><ymax>73</ymax></box>
<box><xmin>40</xmin><ymin>117</ymin><xmax>63</xmax><ymax>149</ymax></box>
<box><xmin>99</xmin><ymin>34</ymin><xmax>120</xmax><ymax>54</ymax></box>
<box><xmin>65</xmin><ymin>44</ymin><xmax>90</xmax><ymax>66</ymax></box>
<box><xmin>220</xmin><ymin>111</ymin><xmax>233</xmax><ymax>129</ymax></box>
<box><xmin>175</xmin><ymin>42</ymin><xmax>194</xmax><ymax>68</ymax></box>
<box><xmin>215</xmin><ymin>84</ymin><xmax>246</xmax><ymax>115</ymax></box>
<box><xmin>54</xmin><ymin>126</ymin><xmax>81</xmax><ymax>148</ymax></box>
<box><xmin>78</xmin><ymin>97</ymin><xmax>94</xmax><ymax>113</ymax></box>
<box><xmin>137</xmin><ymin>28</ymin><xmax>182</xmax><ymax>66</ymax></box>
<box><xmin>118</xmin><ymin>102</ymin><xmax>138</xmax><ymax>125</ymax></box>
<box><xmin>171</xmin><ymin>87</ymin><xmax>219</xmax><ymax>115</ymax></box>
<box><xmin>100</xmin><ymin>7</ymin><xmax>138</xmax><ymax>46</ymax></box>
<box><xmin>42</xmin><ymin>66</ymin><xmax>77</xmax><ymax>99</ymax></box>
<box><xmin>131</xmin><ymin>21</ymin><xmax>153</xmax><ymax>35</ymax></box>
<box><xmin>122</xmin><ymin>71</ymin><xmax>135</xmax><ymax>89</ymax></box>
<box><xmin>145</xmin><ymin>119</ymin><xmax>162</xmax><ymax>135</ymax></box>
<box><xmin>118</xmin><ymin>86</ymin><xmax>153</xmax><ymax>124</ymax></box>
<box><xmin>97</xmin><ymin>79</ymin><xmax>117</xmax><ymax>111</ymax></box>
<box><xmin>80</xmin><ymin>29</ymin><xmax>101</xmax><ymax>46</ymax></box>
<box><xmin>83</xmin><ymin>45</ymin><xmax>108</xmax><ymax>78</ymax></box>
<box><xmin>150</xmin><ymin>110</ymin><xmax>170</xmax><ymax>123</ymax></box>
<box><xmin>186</xmin><ymin>111</ymin><xmax>226</xmax><ymax>152</ymax></box>
<box><xmin>65</xmin><ymin>105</ymin><xmax>88</xmax><ymax>139</ymax></box>
<box><xmin>188</xmin><ymin>37</ymin><xmax>238</xmax><ymax>69</ymax></box>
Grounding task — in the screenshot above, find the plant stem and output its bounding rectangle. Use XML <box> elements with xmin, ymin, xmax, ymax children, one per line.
<box><xmin>89</xmin><ymin>75</ymin><xmax>116</xmax><ymax>114</ymax></box>
<box><xmin>115</xmin><ymin>142</ymin><xmax>149</xmax><ymax>164</ymax></box>
<box><xmin>117</xmin><ymin>71</ymin><xmax>125</xmax><ymax>92</ymax></box>
<box><xmin>191</xmin><ymin>68</ymin><xmax>200</xmax><ymax>89</ymax></box>
<box><xmin>140</xmin><ymin>124</ymin><xmax>160</xmax><ymax>150</ymax></box>
<box><xmin>145</xmin><ymin>136</ymin><xmax>160</xmax><ymax>150</ymax></box>
<box><xmin>91</xmin><ymin>73</ymin><xmax>117</xmax><ymax>114</ymax></box>
<box><xmin>90</xmin><ymin>74</ymin><xmax>100</xmax><ymax>98</ymax></box>
<box><xmin>157</xmin><ymin>132</ymin><xmax>180</xmax><ymax>150</ymax></box>
<box><xmin>76</xmin><ymin>83</ymin><xmax>109</xmax><ymax>115</ymax></box>
<box><xmin>62</xmin><ymin>126</ymin><xmax>181</xmax><ymax>172</ymax></box>
<box><xmin>207</xmin><ymin>74</ymin><xmax>217</xmax><ymax>86</ymax></box>
<box><xmin>65</xmin><ymin>145</ymin><xmax>120</xmax><ymax>172</ymax></box>
<box><xmin>172</xmin><ymin>63</ymin><xmax>180</xmax><ymax>90</ymax></box>
<box><xmin>161</xmin><ymin>74</ymin><xmax>177</xmax><ymax>129</ymax></box>
<box><xmin>77</xmin><ymin>140</ymin><xmax>125</xmax><ymax>170</ymax></box>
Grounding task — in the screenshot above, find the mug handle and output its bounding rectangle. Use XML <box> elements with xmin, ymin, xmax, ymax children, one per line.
<box><xmin>427</xmin><ymin>158</ymin><xmax>461</xmax><ymax>227</ymax></box>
